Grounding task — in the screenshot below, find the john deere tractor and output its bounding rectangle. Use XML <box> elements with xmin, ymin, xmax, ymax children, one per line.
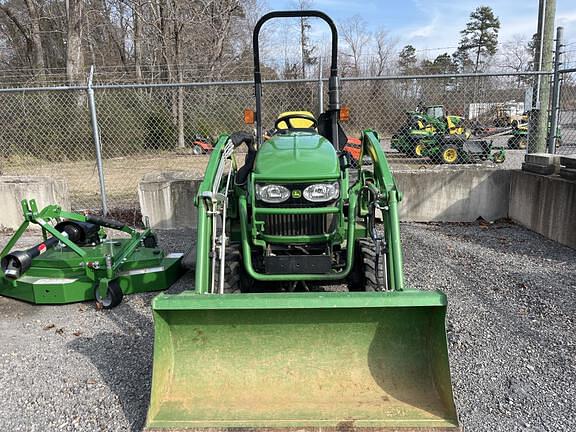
<box><xmin>392</xmin><ymin>104</ymin><xmax>505</xmax><ymax>164</ymax></box>
<box><xmin>391</xmin><ymin>104</ymin><xmax>465</xmax><ymax>157</ymax></box>
<box><xmin>146</xmin><ymin>10</ymin><xmax>459</xmax><ymax>431</ymax></box>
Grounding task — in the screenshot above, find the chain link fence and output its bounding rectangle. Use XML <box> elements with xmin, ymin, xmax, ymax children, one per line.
<box><xmin>558</xmin><ymin>70</ymin><xmax>576</xmax><ymax>155</ymax></box>
<box><xmin>0</xmin><ymin>71</ymin><xmax>572</xmax><ymax>213</ymax></box>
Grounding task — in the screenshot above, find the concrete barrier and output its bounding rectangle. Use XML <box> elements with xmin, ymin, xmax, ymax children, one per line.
<box><xmin>0</xmin><ymin>176</ymin><xmax>69</xmax><ymax>229</ymax></box>
<box><xmin>138</xmin><ymin>171</ymin><xmax>203</xmax><ymax>229</ymax></box>
<box><xmin>509</xmin><ymin>171</ymin><xmax>576</xmax><ymax>249</ymax></box>
<box><xmin>395</xmin><ymin>168</ymin><xmax>511</xmax><ymax>222</ymax></box>
<box><xmin>138</xmin><ymin>168</ymin><xmax>512</xmax><ymax>228</ymax></box>
<box><xmin>136</xmin><ymin>168</ymin><xmax>575</xmax><ymax>249</ymax></box>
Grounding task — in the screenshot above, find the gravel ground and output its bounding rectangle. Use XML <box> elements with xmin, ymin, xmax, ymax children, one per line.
<box><xmin>1</xmin><ymin>222</ymin><xmax>575</xmax><ymax>431</ymax></box>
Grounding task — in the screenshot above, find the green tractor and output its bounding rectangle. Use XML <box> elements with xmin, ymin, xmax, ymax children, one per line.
<box><xmin>391</xmin><ymin>104</ymin><xmax>466</xmax><ymax>157</ymax></box>
<box><xmin>507</xmin><ymin>119</ymin><xmax>562</xmax><ymax>150</ymax></box>
<box><xmin>391</xmin><ymin>111</ymin><xmax>436</xmax><ymax>157</ymax></box>
<box><xmin>146</xmin><ymin>10</ymin><xmax>459</xmax><ymax>431</ymax></box>
<box><xmin>508</xmin><ymin>121</ymin><xmax>528</xmax><ymax>149</ymax></box>
<box><xmin>392</xmin><ymin>104</ymin><xmax>505</xmax><ymax>164</ymax></box>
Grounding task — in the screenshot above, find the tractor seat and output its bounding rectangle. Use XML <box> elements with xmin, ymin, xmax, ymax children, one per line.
<box><xmin>275</xmin><ymin>111</ymin><xmax>317</xmax><ymax>131</ymax></box>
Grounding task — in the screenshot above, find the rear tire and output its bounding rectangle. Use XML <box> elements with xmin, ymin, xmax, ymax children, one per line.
<box><xmin>214</xmin><ymin>243</ymin><xmax>251</xmax><ymax>293</ymax></box>
<box><xmin>192</xmin><ymin>145</ymin><xmax>204</xmax><ymax>155</ymax></box>
<box><xmin>440</xmin><ymin>144</ymin><xmax>460</xmax><ymax>164</ymax></box>
<box><xmin>348</xmin><ymin>239</ymin><xmax>386</xmax><ymax>292</ymax></box>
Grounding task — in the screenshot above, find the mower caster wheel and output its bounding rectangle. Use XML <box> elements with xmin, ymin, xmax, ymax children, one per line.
<box><xmin>415</xmin><ymin>143</ymin><xmax>426</xmax><ymax>157</ymax></box>
<box><xmin>492</xmin><ymin>151</ymin><xmax>506</xmax><ymax>164</ymax></box>
<box><xmin>94</xmin><ymin>279</ymin><xmax>124</xmax><ymax>309</ymax></box>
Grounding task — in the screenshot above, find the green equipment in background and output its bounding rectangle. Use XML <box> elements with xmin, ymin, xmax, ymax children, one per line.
<box><xmin>392</xmin><ymin>104</ymin><xmax>505</xmax><ymax>164</ymax></box>
<box><xmin>391</xmin><ymin>104</ymin><xmax>465</xmax><ymax>157</ymax></box>
<box><xmin>0</xmin><ymin>199</ymin><xmax>183</xmax><ymax>309</ymax></box>
<box><xmin>507</xmin><ymin>120</ymin><xmax>562</xmax><ymax>150</ymax></box>
<box><xmin>146</xmin><ymin>10</ymin><xmax>459</xmax><ymax>431</ymax></box>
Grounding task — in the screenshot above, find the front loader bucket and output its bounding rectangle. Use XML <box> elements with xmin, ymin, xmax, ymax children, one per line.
<box><xmin>146</xmin><ymin>291</ymin><xmax>459</xmax><ymax>431</ymax></box>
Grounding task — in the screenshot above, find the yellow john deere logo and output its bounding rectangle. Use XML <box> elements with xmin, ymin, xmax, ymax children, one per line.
<box><xmin>292</xmin><ymin>190</ymin><xmax>302</xmax><ymax>199</ymax></box>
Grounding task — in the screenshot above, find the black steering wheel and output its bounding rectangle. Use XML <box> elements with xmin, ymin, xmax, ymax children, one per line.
<box><xmin>274</xmin><ymin>113</ymin><xmax>318</xmax><ymax>131</ymax></box>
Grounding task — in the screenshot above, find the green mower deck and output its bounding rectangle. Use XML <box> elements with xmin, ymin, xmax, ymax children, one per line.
<box><xmin>1</xmin><ymin>199</ymin><xmax>185</xmax><ymax>307</ymax></box>
<box><xmin>0</xmin><ymin>238</ymin><xmax>182</xmax><ymax>304</ymax></box>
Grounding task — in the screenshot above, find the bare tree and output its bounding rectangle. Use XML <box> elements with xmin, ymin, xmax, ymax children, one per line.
<box><xmin>0</xmin><ymin>0</ymin><xmax>267</xmax><ymax>85</ymax></box>
<box><xmin>295</xmin><ymin>0</ymin><xmax>316</xmax><ymax>78</ymax></box>
<box><xmin>0</xmin><ymin>0</ymin><xmax>46</xmax><ymax>81</ymax></box>
<box><xmin>203</xmin><ymin>0</ymin><xmax>242</xmax><ymax>80</ymax></box>
<box><xmin>340</xmin><ymin>15</ymin><xmax>370</xmax><ymax>77</ymax></box>
<box><xmin>370</xmin><ymin>28</ymin><xmax>397</xmax><ymax>76</ymax></box>
<box><xmin>23</xmin><ymin>0</ymin><xmax>45</xmax><ymax>81</ymax></box>
<box><xmin>66</xmin><ymin>0</ymin><xmax>84</xmax><ymax>85</ymax></box>
<box><xmin>132</xmin><ymin>0</ymin><xmax>143</xmax><ymax>81</ymax></box>
<box><xmin>499</xmin><ymin>34</ymin><xmax>532</xmax><ymax>73</ymax></box>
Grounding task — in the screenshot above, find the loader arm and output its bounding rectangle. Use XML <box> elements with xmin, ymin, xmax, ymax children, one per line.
<box><xmin>193</xmin><ymin>134</ymin><xmax>231</xmax><ymax>294</ymax></box>
<box><xmin>361</xmin><ymin>129</ymin><xmax>405</xmax><ymax>291</ymax></box>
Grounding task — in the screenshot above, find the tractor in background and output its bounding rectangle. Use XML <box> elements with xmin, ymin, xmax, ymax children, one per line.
<box><xmin>392</xmin><ymin>103</ymin><xmax>504</xmax><ymax>164</ymax></box>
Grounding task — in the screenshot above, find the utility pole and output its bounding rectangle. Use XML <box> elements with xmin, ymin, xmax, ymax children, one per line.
<box><xmin>548</xmin><ymin>26</ymin><xmax>564</xmax><ymax>153</ymax></box>
<box><xmin>529</xmin><ymin>0</ymin><xmax>556</xmax><ymax>153</ymax></box>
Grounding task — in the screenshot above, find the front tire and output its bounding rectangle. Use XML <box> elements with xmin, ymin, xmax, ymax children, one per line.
<box><xmin>192</xmin><ymin>145</ymin><xmax>204</xmax><ymax>155</ymax></box>
<box><xmin>214</xmin><ymin>243</ymin><xmax>252</xmax><ymax>293</ymax></box>
<box><xmin>348</xmin><ymin>239</ymin><xmax>387</xmax><ymax>292</ymax></box>
<box><xmin>143</xmin><ymin>233</ymin><xmax>158</xmax><ymax>248</ymax></box>
<box><xmin>415</xmin><ymin>142</ymin><xmax>426</xmax><ymax>157</ymax></box>
<box><xmin>508</xmin><ymin>136</ymin><xmax>527</xmax><ymax>150</ymax></box>
<box><xmin>440</xmin><ymin>144</ymin><xmax>460</xmax><ymax>164</ymax></box>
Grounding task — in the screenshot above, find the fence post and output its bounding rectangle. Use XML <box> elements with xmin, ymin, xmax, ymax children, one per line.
<box><xmin>87</xmin><ymin>65</ymin><xmax>109</xmax><ymax>215</ymax></box>
<box><xmin>548</xmin><ymin>26</ymin><xmax>564</xmax><ymax>153</ymax></box>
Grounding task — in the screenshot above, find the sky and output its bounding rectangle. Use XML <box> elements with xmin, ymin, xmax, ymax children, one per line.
<box><xmin>268</xmin><ymin>0</ymin><xmax>576</xmax><ymax>62</ymax></box>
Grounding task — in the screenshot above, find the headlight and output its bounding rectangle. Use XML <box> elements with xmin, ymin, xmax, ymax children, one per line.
<box><xmin>255</xmin><ymin>184</ymin><xmax>290</xmax><ymax>203</ymax></box>
<box><xmin>303</xmin><ymin>182</ymin><xmax>339</xmax><ymax>202</ymax></box>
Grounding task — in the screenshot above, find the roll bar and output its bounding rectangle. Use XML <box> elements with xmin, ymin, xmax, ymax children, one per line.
<box><xmin>252</xmin><ymin>10</ymin><xmax>341</xmax><ymax>149</ymax></box>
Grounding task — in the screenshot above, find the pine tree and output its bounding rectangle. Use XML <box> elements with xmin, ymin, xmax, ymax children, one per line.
<box><xmin>526</xmin><ymin>33</ymin><xmax>539</xmax><ymax>71</ymax></box>
<box><xmin>457</xmin><ymin>6</ymin><xmax>500</xmax><ymax>72</ymax></box>
<box><xmin>422</xmin><ymin>53</ymin><xmax>458</xmax><ymax>74</ymax></box>
<box><xmin>398</xmin><ymin>45</ymin><xmax>417</xmax><ymax>75</ymax></box>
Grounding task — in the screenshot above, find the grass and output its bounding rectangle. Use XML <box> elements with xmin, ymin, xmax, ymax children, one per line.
<box><xmin>3</xmin><ymin>152</ymin><xmax>210</xmax><ymax>210</ymax></box>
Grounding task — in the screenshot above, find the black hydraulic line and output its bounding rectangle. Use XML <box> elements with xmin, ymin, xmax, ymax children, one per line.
<box><xmin>85</xmin><ymin>215</ymin><xmax>126</xmax><ymax>230</ymax></box>
<box><xmin>360</xmin><ymin>185</ymin><xmax>388</xmax><ymax>291</ymax></box>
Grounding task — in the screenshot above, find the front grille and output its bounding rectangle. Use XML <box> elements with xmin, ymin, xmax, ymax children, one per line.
<box><xmin>262</xmin><ymin>213</ymin><xmax>334</xmax><ymax>236</ymax></box>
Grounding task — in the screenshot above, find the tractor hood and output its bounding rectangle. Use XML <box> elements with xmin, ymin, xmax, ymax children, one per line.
<box><xmin>253</xmin><ymin>132</ymin><xmax>339</xmax><ymax>181</ymax></box>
